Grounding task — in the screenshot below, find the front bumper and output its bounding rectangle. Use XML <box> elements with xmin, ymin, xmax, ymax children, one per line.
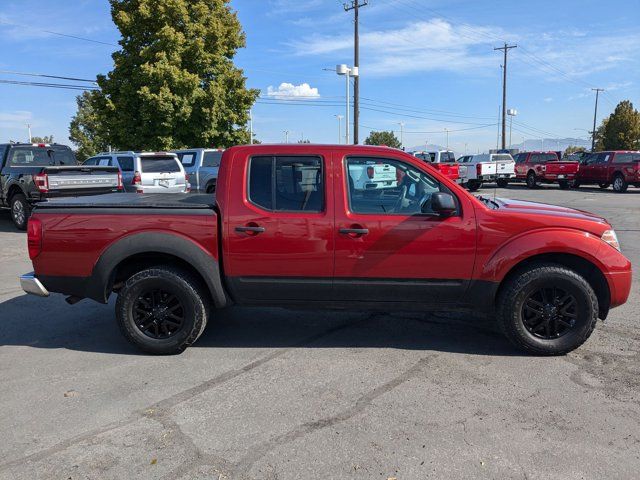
<box><xmin>20</xmin><ymin>272</ymin><xmax>49</xmax><ymax>297</ymax></box>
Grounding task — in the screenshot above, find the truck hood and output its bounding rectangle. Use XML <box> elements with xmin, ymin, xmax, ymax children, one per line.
<box><xmin>495</xmin><ymin>197</ymin><xmax>607</xmax><ymax>224</ymax></box>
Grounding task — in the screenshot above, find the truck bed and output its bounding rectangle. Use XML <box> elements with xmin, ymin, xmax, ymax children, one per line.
<box><xmin>35</xmin><ymin>192</ymin><xmax>216</xmax><ymax>211</ymax></box>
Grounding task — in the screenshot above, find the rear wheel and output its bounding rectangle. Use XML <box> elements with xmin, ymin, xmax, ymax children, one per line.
<box><xmin>206</xmin><ymin>181</ymin><xmax>216</xmax><ymax>194</ymax></box>
<box><xmin>466</xmin><ymin>180</ymin><xmax>481</xmax><ymax>192</ymax></box>
<box><xmin>558</xmin><ymin>180</ymin><xmax>570</xmax><ymax>190</ymax></box>
<box><xmin>10</xmin><ymin>193</ymin><xmax>29</xmax><ymax>230</ymax></box>
<box><xmin>496</xmin><ymin>178</ymin><xmax>509</xmax><ymax>188</ymax></box>
<box><xmin>497</xmin><ymin>264</ymin><xmax>598</xmax><ymax>355</ymax></box>
<box><xmin>570</xmin><ymin>180</ymin><xmax>580</xmax><ymax>189</ymax></box>
<box><xmin>612</xmin><ymin>174</ymin><xmax>628</xmax><ymax>193</ymax></box>
<box><xmin>598</xmin><ymin>182</ymin><xmax>610</xmax><ymax>189</ymax></box>
<box><xmin>526</xmin><ymin>171</ymin><xmax>538</xmax><ymax>189</ymax></box>
<box><xmin>115</xmin><ymin>266</ymin><xmax>209</xmax><ymax>354</ymax></box>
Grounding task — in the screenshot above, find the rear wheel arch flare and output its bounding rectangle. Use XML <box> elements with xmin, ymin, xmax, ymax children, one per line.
<box><xmin>495</xmin><ymin>253</ymin><xmax>610</xmax><ymax>320</ymax></box>
<box><xmin>90</xmin><ymin>232</ymin><xmax>227</xmax><ymax>308</ymax></box>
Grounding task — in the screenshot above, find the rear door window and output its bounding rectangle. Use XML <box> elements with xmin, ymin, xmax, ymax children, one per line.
<box><xmin>203</xmin><ymin>151</ymin><xmax>223</xmax><ymax>167</ymax></box>
<box><xmin>140</xmin><ymin>157</ymin><xmax>181</xmax><ymax>173</ymax></box>
<box><xmin>248</xmin><ymin>156</ymin><xmax>324</xmax><ymax>212</ymax></box>
<box><xmin>117</xmin><ymin>156</ymin><xmax>134</xmax><ymax>171</ymax></box>
<box><xmin>613</xmin><ymin>153</ymin><xmax>640</xmax><ymax>163</ymax></box>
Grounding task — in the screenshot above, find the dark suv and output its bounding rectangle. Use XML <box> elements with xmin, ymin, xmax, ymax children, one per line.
<box><xmin>0</xmin><ymin>143</ymin><xmax>122</xmax><ymax>229</ymax></box>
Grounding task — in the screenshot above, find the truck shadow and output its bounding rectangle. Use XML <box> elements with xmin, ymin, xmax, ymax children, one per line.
<box><xmin>0</xmin><ymin>211</ymin><xmax>22</xmax><ymax>233</ymax></box>
<box><xmin>0</xmin><ymin>294</ymin><xmax>522</xmax><ymax>357</ymax></box>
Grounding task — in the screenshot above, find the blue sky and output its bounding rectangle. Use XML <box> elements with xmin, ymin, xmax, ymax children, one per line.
<box><xmin>1</xmin><ymin>0</ymin><xmax>638</xmax><ymax>153</ymax></box>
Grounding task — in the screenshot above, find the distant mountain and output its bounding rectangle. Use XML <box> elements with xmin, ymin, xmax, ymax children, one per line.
<box><xmin>510</xmin><ymin>138</ymin><xmax>591</xmax><ymax>152</ymax></box>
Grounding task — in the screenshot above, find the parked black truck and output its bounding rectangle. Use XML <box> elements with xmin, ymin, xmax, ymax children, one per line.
<box><xmin>0</xmin><ymin>143</ymin><xmax>122</xmax><ymax>229</ymax></box>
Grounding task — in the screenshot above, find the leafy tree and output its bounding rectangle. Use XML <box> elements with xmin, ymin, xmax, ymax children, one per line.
<box><xmin>87</xmin><ymin>0</ymin><xmax>258</xmax><ymax>151</ymax></box>
<box><xmin>364</xmin><ymin>130</ymin><xmax>402</xmax><ymax>149</ymax></box>
<box><xmin>564</xmin><ymin>145</ymin><xmax>586</xmax><ymax>155</ymax></box>
<box><xmin>69</xmin><ymin>91</ymin><xmax>110</xmax><ymax>161</ymax></box>
<box><xmin>30</xmin><ymin>135</ymin><xmax>55</xmax><ymax>144</ymax></box>
<box><xmin>594</xmin><ymin>100</ymin><xmax>640</xmax><ymax>151</ymax></box>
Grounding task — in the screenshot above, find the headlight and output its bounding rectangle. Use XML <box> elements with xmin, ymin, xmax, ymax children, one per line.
<box><xmin>601</xmin><ymin>229</ymin><xmax>621</xmax><ymax>251</ymax></box>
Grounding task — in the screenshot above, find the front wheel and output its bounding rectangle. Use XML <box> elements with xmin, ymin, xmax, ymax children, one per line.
<box><xmin>466</xmin><ymin>180</ymin><xmax>482</xmax><ymax>192</ymax></box>
<box><xmin>10</xmin><ymin>193</ymin><xmax>30</xmax><ymax>230</ymax></box>
<box><xmin>496</xmin><ymin>178</ymin><xmax>509</xmax><ymax>188</ymax></box>
<box><xmin>115</xmin><ymin>267</ymin><xmax>209</xmax><ymax>354</ymax></box>
<box><xmin>497</xmin><ymin>264</ymin><xmax>598</xmax><ymax>355</ymax></box>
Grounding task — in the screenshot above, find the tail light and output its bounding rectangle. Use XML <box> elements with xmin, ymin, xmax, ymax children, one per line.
<box><xmin>132</xmin><ymin>171</ymin><xmax>143</xmax><ymax>193</ymax></box>
<box><xmin>476</xmin><ymin>164</ymin><xmax>482</xmax><ymax>175</ymax></box>
<box><xmin>185</xmin><ymin>173</ymin><xmax>191</xmax><ymax>193</ymax></box>
<box><xmin>33</xmin><ymin>173</ymin><xmax>49</xmax><ymax>193</ymax></box>
<box><xmin>27</xmin><ymin>217</ymin><xmax>43</xmax><ymax>260</ymax></box>
<box><xmin>117</xmin><ymin>171</ymin><xmax>123</xmax><ymax>191</ymax></box>
<box><xmin>366</xmin><ymin>166</ymin><xmax>374</xmax><ymax>179</ymax></box>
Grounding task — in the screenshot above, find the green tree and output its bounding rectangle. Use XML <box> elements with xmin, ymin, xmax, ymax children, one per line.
<box><xmin>364</xmin><ymin>130</ymin><xmax>402</xmax><ymax>149</ymax></box>
<box><xmin>594</xmin><ymin>100</ymin><xmax>640</xmax><ymax>151</ymax></box>
<box><xmin>69</xmin><ymin>91</ymin><xmax>110</xmax><ymax>161</ymax></box>
<box><xmin>564</xmin><ymin>145</ymin><xmax>586</xmax><ymax>155</ymax></box>
<box><xmin>89</xmin><ymin>0</ymin><xmax>258</xmax><ymax>151</ymax></box>
<box><xmin>30</xmin><ymin>135</ymin><xmax>55</xmax><ymax>144</ymax></box>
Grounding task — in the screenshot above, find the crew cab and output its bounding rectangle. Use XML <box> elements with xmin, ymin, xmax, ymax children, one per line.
<box><xmin>0</xmin><ymin>143</ymin><xmax>122</xmax><ymax>229</ymax></box>
<box><xmin>172</xmin><ymin>148</ymin><xmax>224</xmax><ymax>193</ymax></box>
<box><xmin>21</xmin><ymin>144</ymin><xmax>631</xmax><ymax>356</ymax></box>
<box><xmin>410</xmin><ymin>150</ymin><xmax>460</xmax><ymax>183</ymax></box>
<box><xmin>572</xmin><ymin>151</ymin><xmax>640</xmax><ymax>193</ymax></box>
<box><xmin>513</xmin><ymin>151</ymin><xmax>580</xmax><ymax>189</ymax></box>
<box><xmin>457</xmin><ymin>153</ymin><xmax>515</xmax><ymax>191</ymax></box>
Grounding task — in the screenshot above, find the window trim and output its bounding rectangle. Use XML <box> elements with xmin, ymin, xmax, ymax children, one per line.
<box><xmin>343</xmin><ymin>155</ymin><xmax>461</xmax><ymax>217</ymax></box>
<box><xmin>246</xmin><ymin>154</ymin><xmax>326</xmax><ymax>214</ymax></box>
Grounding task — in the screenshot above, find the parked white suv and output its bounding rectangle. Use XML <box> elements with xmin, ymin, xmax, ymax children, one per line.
<box><xmin>85</xmin><ymin>152</ymin><xmax>189</xmax><ymax>193</ymax></box>
<box><xmin>457</xmin><ymin>153</ymin><xmax>515</xmax><ymax>191</ymax></box>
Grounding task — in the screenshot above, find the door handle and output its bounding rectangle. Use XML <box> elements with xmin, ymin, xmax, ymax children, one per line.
<box><xmin>339</xmin><ymin>228</ymin><xmax>369</xmax><ymax>235</ymax></box>
<box><xmin>235</xmin><ymin>225</ymin><xmax>265</xmax><ymax>234</ymax></box>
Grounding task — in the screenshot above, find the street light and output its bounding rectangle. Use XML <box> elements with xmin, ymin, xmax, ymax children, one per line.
<box><xmin>507</xmin><ymin>108</ymin><xmax>517</xmax><ymax>148</ymax></box>
<box><xmin>397</xmin><ymin>122</ymin><xmax>404</xmax><ymax>149</ymax></box>
<box><xmin>336</xmin><ymin>64</ymin><xmax>359</xmax><ymax>144</ymax></box>
<box><xmin>444</xmin><ymin>128</ymin><xmax>449</xmax><ymax>150</ymax></box>
<box><xmin>335</xmin><ymin>115</ymin><xmax>344</xmax><ymax>144</ymax></box>
<box><xmin>283</xmin><ymin>130</ymin><xmax>290</xmax><ymax>144</ymax></box>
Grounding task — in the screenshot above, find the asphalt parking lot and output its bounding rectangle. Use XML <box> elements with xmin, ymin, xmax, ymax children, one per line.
<box><xmin>1</xmin><ymin>185</ymin><xmax>639</xmax><ymax>480</ymax></box>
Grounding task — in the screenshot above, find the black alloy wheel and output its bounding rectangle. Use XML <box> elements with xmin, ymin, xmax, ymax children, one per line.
<box><xmin>522</xmin><ymin>287</ymin><xmax>577</xmax><ymax>339</ymax></box>
<box><xmin>133</xmin><ymin>288</ymin><xmax>185</xmax><ymax>339</ymax></box>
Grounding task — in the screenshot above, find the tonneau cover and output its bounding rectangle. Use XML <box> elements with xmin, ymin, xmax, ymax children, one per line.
<box><xmin>35</xmin><ymin>192</ymin><xmax>215</xmax><ymax>209</ymax></box>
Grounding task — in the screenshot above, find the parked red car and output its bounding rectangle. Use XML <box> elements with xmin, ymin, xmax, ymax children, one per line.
<box><xmin>513</xmin><ymin>151</ymin><xmax>580</xmax><ymax>189</ymax></box>
<box><xmin>572</xmin><ymin>151</ymin><xmax>640</xmax><ymax>192</ymax></box>
<box><xmin>411</xmin><ymin>150</ymin><xmax>461</xmax><ymax>183</ymax></box>
<box><xmin>21</xmin><ymin>144</ymin><xmax>631</xmax><ymax>356</ymax></box>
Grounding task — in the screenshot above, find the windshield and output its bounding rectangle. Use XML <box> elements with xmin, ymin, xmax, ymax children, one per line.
<box><xmin>414</xmin><ymin>153</ymin><xmax>436</xmax><ymax>162</ymax></box>
<box><xmin>492</xmin><ymin>154</ymin><xmax>513</xmax><ymax>162</ymax></box>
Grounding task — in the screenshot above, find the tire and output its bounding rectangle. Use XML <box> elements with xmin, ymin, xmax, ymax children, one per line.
<box><xmin>496</xmin><ymin>264</ymin><xmax>598</xmax><ymax>355</ymax></box>
<box><xmin>496</xmin><ymin>178</ymin><xmax>509</xmax><ymax>188</ymax></box>
<box><xmin>526</xmin><ymin>171</ymin><xmax>538</xmax><ymax>189</ymax></box>
<box><xmin>10</xmin><ymin>193</ymin><xmax>30</xmax><ymax>231</ymax></box>
<box><xmin>558</xmin><ymin>180</ymin><xmax>570</xmax><ymax>190</ymax></box>
<box><xmin>206</xmin><ymin>181</ymin><xmax>216</xmax><ymax>194</ymax></box>
<box><xmin>115</xmin><ymin>266</ymin><xmax>210</xmax><ymax>354</ymax></box>
<box><xmin>598</xmin><ymin>183</ymin><xmax>610</xmax><ymax>190</ymax></box>
<box><xmin>612</xmin><ymin>174</ymin><xmax>628</xmax><ymax>193</ymax></box>
<box><xmin>467</xmin><ymin>180</ymin><xmax>481</xmax><ymax>192</ymax></box>
<box><xmin>570</xmin><ymin>180</ymin><xmax>580</xmax><ymax>189</ymax></box>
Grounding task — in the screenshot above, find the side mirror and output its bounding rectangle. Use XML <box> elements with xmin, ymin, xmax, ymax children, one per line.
<box><xmin>429</xmin><ymin>192</ymin><xmax>457</xmax><ymax>217</ymax></box>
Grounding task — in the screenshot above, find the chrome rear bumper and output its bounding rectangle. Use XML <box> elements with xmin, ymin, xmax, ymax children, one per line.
<box><xmin>20</xmin><ymin>272</ymin><xmax>49</xmax><ymax>297</ymax></box>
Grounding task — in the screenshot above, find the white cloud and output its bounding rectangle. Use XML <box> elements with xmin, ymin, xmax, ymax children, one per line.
<box><xmin>266</xmin><ymin>82</ymin><xmax>320</xmax><ymax>99</ymax></box>
<box><xmin>544</xmin><ymin>97</ymin><xmax>553</xmax><ymax>103</ymax></box>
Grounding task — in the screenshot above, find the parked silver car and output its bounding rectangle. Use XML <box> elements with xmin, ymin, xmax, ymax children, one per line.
<box><xmin>84</xmin><ymin>151</ymin><xmax>189</xmax><ymax>193</ymax></box>
<box><xmin>171</xmin><ymin>148</ymin><xmax>224</xmax><ymax>193</ymax></box>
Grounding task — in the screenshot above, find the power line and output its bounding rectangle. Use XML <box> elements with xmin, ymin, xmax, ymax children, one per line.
<box><xmin>0</xmin><ymin>19</ymin><xmax>118</xmax><ymax>47</ymax></box>
<box><xmin>0</xmin><ymin>69</ymin><xmax>97</xmax><ymax>83</ymax></box>
<box><xmin>0</xmin><ymin>79</ymin><xmax>98</xmax><ymax>91</ymax></box>
<box><xmin>361</xmin><ymin>123</ymin><xmax>499</xmax><ymax>134</ymax></box>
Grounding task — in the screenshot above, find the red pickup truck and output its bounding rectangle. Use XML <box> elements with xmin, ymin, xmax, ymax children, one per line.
<box><xmin>513</xmin><ymin>152</ymin><xmax>580</xmax><ymax>189</ymax></box>
<box><xmin>572</xmin><ymin>151</ymin><xmax>640</xmax><ymax>192</ymax></box>
<box><xmin>20</xmin><ymin>144</ymin><xmax>631</xmax><ymax>356</ymax></box>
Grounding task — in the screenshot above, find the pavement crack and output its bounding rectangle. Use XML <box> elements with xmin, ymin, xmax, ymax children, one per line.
<box><xmin>234</xmin><ymin>355</ymin><xmax>434</xmax><ymax>476</ymax></box>
<box><xmin>0</xmin><ymin>316</ymin><xmax>370</xmax><ymax>474</ymax></box>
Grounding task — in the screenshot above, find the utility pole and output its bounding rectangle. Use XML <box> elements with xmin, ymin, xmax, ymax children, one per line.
<box><xmin>444</xmin><ymin>128</ymin><xmax>449</xmax><ymax>150</ymax></box>
<box><xmin>494</xmin><ymin>43</ymin><xmax>517</xmax><ymax>150</ymax></box>
<box><xmin>344</xmin><ymin>0</ymin><xmax>368</xmax><ymax>144</ymax></box>
<box><xmin>249</xmin><ymin>109</ymin><xmax>253</xmax><ymax>144</ymax></box>
<box><xmin>283</xmin><ymin>130</ymin><xmax>290</xmax><ymax>144</ymax></box>
<box><xmin>397</xmin><ymin>122</ymin><xmax>404</xmax><ymax>149</ymax></box>
<box><xmin>27</xmin><ymin>123</ymin><xmax>32</xmax><ymax>143</ymax></box>
<box><xmin>591</xmin><ymin>88</ymin><xmax>604</xmax><ymax>151</ymax></box>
